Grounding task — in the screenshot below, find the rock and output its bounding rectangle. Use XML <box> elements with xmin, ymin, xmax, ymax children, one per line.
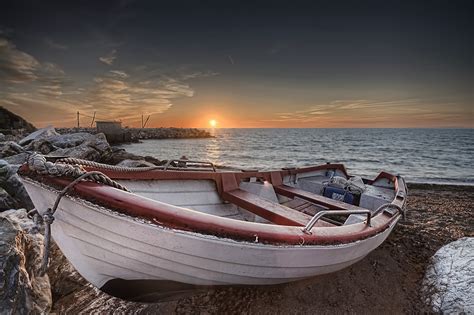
<box><xmin>24</xmin><ymin>138</ymin><xmax>57</xmax><ymax>154</ymax></box>
<box><xmin>116</xmin><ymin>159</ymin><xmax>156</xmax><ymax>168</ymax></box>
<box><xmin>128</xmin><ymin>127</ymin><xmax>212</xmax><ymax>141</ymax></box>
<box><xmin>3</xmin><ymin>152</ymin><xmax>29</xmax><ymax>166</ymax></box>
<box><xmin>0</xmin><ymin>133</ymin><xmax>5</xmax><ymax>141</ymax></box>
<box><xmin>0</xmin><ymin>141</ymin><xmax>24</xmax><ymax>157</ymax></box>
<box><xmin>100</xmin><ymin>147</ymin><xmax>163</xmax><ymax>166</ymax></box>
<box><xmin>18</xmin><ymin>126</ymin><xmax>59</xmax><ymax>146</ymax></box>
<box><xmin>48</xmin><ymin>132</ymin><xmax>95</xmax><ymax>149</ymax></box>
<box><xmin>49</xmin><ymin>133</ymin><xmax>110</xmax><ymax>161</ymax></box>
<box><xmin>0</xmin><ymin>160</ymin><xmax>34</xmax><ymax>210</ymax></box>
<box><xmin>422</xmin><ymin>237</ymin><xmax>474</xmax><ymax>313</ymax></box>
<box><xmin>0</xmin><ymin>209</ymin><xmax>52</xmax><ymax>314</ymax></box>
<box><xmin>0</xmin><ymin>187</ymin><xmax>20</xmax><ymax>211</ymax></box>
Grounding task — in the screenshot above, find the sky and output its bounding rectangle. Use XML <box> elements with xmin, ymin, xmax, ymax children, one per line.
<box><xmin>0</xmin><ymin>0</ymin><xmax>473</xmax><ymax>128</ymax></box>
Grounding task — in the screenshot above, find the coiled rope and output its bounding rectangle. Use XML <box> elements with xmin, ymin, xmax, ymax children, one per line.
<box><xmin>27</xmin><ymin>153</ymin><xmax>130</xmax><ymax>275</ymax></box>
<box><xmin>56</xmin><ymin>157</ymin><xmax>163</xmax><ymax>172</ymax></box>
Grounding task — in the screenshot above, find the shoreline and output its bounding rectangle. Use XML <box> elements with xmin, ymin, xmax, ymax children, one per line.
<box><xmin>1</xmin><ymin>123</ymin><xmax>472</xmax><ymax>313</ymax></box>
<box><xmin>407</xmin><ymin>182</ymin><xmax>474</xmax><ymax>190</ymax></box>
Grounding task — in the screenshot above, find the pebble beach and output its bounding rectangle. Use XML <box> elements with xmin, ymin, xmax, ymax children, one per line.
<box><xmin>45</xmin><ymin>183</ymin><xmax>473</xmax><ymax>313</ymax></box>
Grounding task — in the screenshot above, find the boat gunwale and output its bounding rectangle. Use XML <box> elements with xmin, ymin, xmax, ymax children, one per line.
<box><xmin>20</xmin><ymin>164</ymin><xmax>407</xmax><ymax>246</ymax></box>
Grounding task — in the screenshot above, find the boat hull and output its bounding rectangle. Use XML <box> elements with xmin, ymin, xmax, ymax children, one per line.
<box><xmin>23</xmin><ymin>178</ymin><xmax>399</xmax><ymax>288</ymax></box>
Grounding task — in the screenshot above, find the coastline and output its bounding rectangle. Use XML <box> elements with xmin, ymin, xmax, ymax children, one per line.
<box><xmin>407</xmin><ymin>182</ymin><xmax>474</xmax><ymax>190</ymax></box>
<box><xmin>1</xmin><ymin>123</ymin><xmax>472</xmax><ymax>313</ymax></box>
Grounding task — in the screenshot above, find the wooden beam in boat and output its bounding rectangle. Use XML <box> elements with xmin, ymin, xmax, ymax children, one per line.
<box><xmin>274</xmin><ymin>185</ymin><xmax>367</xmax><ymax>211</ymax></box>
<box><xmin>222</xmin><ymin>189</ymin><xmax>313</xmax><ymax>226</ymax></box>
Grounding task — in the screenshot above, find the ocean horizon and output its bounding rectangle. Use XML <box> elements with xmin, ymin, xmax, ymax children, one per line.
<box><xmin>121</xmin><ymin>128</ymin><xmax>474</xmax><ymax>185</ymax></box>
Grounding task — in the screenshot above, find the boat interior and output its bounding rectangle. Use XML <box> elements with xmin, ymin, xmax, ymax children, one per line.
<box><xmin>113</xmin><ymin>163</ymin><xmax>401</xmax><ymax>227</ymax></box>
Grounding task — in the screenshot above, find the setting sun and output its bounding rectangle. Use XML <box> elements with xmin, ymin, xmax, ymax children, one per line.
<box><xmin>209</xmin><ymin>119</ymin><xmax>217</xmax><ymax>127</ymax></box>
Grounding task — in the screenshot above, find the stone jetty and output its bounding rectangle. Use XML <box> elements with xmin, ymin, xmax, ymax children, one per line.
<box><xmin>55</xmin><ymin>127</ymin><xmax>212</xmax><ymax>144</ymax></box>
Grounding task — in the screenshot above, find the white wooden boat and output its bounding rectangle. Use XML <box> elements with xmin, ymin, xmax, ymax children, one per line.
<box><xmin>20</xmin><ymin>158</ymin><xmax>407</xmax><ymax>298</ymax></box>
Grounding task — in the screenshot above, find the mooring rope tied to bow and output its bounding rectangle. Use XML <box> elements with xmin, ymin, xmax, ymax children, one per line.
<box><xmin>27</xmin><ymin>153</ymin><xmax>130</xmax><ymax>275</ymax></box>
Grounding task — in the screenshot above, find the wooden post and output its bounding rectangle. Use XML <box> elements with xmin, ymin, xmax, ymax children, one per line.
<box><xmin>77</xmin><ymin>111</ymin><xmax>80</xmax><ymax>129</ymax></box>
<box><xmin>143</xmin><ymin>115</ymin><xmax>150</xmax><ymax>128</ymax></box>
<box><xmin>90</xmin><ymin>111</ymin><xmax>96</xmax><ymax>127</ymax></box>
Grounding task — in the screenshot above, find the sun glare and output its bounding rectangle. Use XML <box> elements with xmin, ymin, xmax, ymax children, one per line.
<box><xmin>209</xmin><ymin>119</ymin><xmax>217</xmax><ymax>127</ymax></box>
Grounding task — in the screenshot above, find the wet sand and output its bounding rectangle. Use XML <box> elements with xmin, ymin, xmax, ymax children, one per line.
<box><xmin>50</xmin><ymin>184</ymin><xmax>473</xmax><ymax>314</ymax></box>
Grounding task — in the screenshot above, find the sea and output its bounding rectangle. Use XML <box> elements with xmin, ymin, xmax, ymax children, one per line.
<box><xmin>121</xmin><ymin>128</ymin><xmax>474</xmax><ymax>185</ymax></box>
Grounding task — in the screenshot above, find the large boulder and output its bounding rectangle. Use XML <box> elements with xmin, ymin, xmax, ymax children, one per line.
<box><xmin>3</xmin><ymin>152</ymin><xmax>29</xmax><ymax>166</ymax></box>
<box><xmin>0</xmin><ymin>160</ymin><xmax>34</xmax><ymax>210</ymax></box>
<box><xmin>100</xmin><ymin>147</ymin><xmax>162</xmax><ymax>166</ymax></box>
<box><xmin>0</xmin><ymin>187</ymin><xmax>20</xmax><ymax>211</ymax></box>
<box><xmin>23</xmin><ymin>139</ymin><xmax>57</xmax><ymax>155</ymax></box>
<box><xmin>49</xmin><ymin>133</ymin><xmax>110</xmax><ymax>161</ymax></box>
<box><xmin>18</xmin><ymin>126</ymin><xmax>59</xmax><ymax>146</ymax></box>
<box><xmin>422</xmin><ymin>237</ymin><xmax>474</xmax><ymax>313</ymax></box>
<box><xmin>0</xmin><ymin>209</ymin><xmax>52</xmax><ymax>314</ymax></box>
<box><xmin>0</xmin><ymin>141</ymin><xmax>24</xmax><ymax>158</ymax></box>
<box><xmin>47</xmin><ymin>132</ymin><xmax>95</xmax><ymax>149</ymax></box>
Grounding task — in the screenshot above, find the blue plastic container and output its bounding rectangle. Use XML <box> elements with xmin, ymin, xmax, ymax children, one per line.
<box><xmin>323</xmin><ymin>186</ymin><xmax>354</xmax><ymax>204</ymax></box>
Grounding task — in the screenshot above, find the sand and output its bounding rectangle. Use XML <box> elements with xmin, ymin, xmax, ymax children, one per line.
<box><xmin>50</xmin><ymin>184</ymin><xmax>474</xmax><ymax>314</ymax></box>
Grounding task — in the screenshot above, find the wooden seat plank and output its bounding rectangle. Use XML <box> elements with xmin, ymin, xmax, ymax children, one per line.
<box><xmin>222</xmin><ymin>189</ymin><xmax>313</xmax><ymax>226</ymax></box>
<box><xmin>274</xmin><ymin>185</ymin><xmax>367</xmax><ymax>211</ymax></box>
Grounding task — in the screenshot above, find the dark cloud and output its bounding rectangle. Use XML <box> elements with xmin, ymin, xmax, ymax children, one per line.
<box><xmin>99</xmin><ymin>49</ymin><xmax>117</xmax><ymax>65</ymax></box>
<box><xmin>0</xmin><ymin>38</ymin><xmax>40</xmax><ymax>83</ymax></box>
<box><xmin>0</xmin><ymin>1</ymin><xmax>472</xmax><ymax>127</ymax></box>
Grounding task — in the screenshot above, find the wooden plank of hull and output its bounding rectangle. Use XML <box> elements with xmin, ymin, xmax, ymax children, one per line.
<box><xmin>22</xmin><ymin>179</ymin><xmax>398</xmax><ymax>288</ymax></box>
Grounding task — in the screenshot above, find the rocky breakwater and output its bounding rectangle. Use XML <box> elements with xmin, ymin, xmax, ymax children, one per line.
<box><xmin>55</xmin><ymin>127</ymin><xmax>213</xmax><ymax>143</ymax></box>
<box><xmin>129</xmin><ymin>127</ymin><xmax>212</xmax><ymax>141</ymax></box>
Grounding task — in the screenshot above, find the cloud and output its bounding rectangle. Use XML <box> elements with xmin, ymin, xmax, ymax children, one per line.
<box><xmin>109</xmin><ymin>70</ymin><xmax>128</xmax><ymax>78</ymax></box>
<box><xmin>264</xmin><ymin>99</ymin><xmax>433</xmax><ymax>123</ymax></box>
<box><xmin>99</xmin><ymin>49</ymin><xmax>117</xmax><ymax>65</ymax></box>
<box><xmin>0</xmin><ymin>38</ymin><xmax>67</xmax><ymax>91</ymax></box>
<box><xmin>334</xmin><ymin>99</ymin><xmax>421</xmax><ymax>110</ymax></box>
<box><xmin>0</xmin><ymin>38</ymin><xmax>215</xmax><ymax>127</ymax></box>
<box><xmin>84</xmin><ymin>71</ymin><xmax>195</xmax><ymax>120</ymax></box>
<box><xmin>44</xmin><ymin>38</ymin><xmax>68</xmax><ymax>50</ymax></box>
<box><xmin>0</xmin><ymin>37</ymin><xmax>40</xmax><ymax>83</ymax></box>
<box><xmin>0</xmin><ymin>37</ymin><xmax>69</xmax><ymax>107</ymax></box>
<box><xmin>180</xmin><ymin>70</ymin><xmax>219</xmax><ymax>80</ymax></box>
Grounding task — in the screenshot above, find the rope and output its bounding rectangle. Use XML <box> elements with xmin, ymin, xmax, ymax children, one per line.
<box><xmin>56</xmin><ymin>157</ymin><xmax>163</xmax><ymax>172</ymax></box>
<box><xmin>28</xmin><ymin>154</ymin><xmax>130</xmax><ymax>192</ymax></box>
<box><xmin>27</xmin><ymin>153</ymin><xmax>131</xmax><ymax>275</ymax></box>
